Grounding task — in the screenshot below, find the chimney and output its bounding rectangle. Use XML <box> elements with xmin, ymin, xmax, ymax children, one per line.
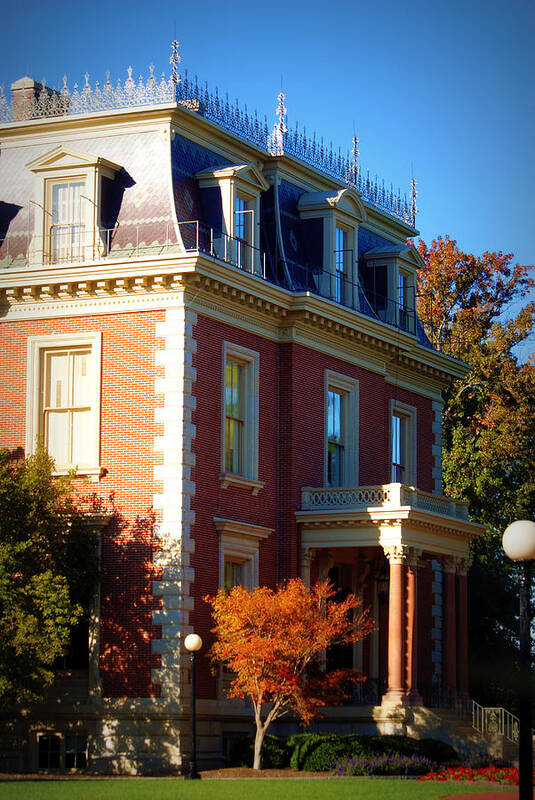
<box><xmin>10</xmin><ymin>77</ymin><xmax>60</xmax><ymax>121</ymax></box>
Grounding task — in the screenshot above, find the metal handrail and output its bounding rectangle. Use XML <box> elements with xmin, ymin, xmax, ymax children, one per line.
<box><xmin>472</xmin><ymin>700</ymin><xmax>528</xmax><ymax>744</ymax></box>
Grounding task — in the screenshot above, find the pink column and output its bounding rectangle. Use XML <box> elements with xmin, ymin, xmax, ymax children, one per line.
<box><xmin>406</xmin><ymin>550</ymin><xmax>422</xmax><ymax>703</ymax></box>
<box><xmin>382</xmin><ymin>546</ymin><xmax>408</xmax><ymax>705</ymax></box>
<box><xmin>443</xmin><ymin>557</ymin><xmax>457</xmax><ymax>701</ymax></box>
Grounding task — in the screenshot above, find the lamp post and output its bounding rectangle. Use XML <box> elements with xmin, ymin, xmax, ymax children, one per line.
<box><xmin>184</xmin><ymin>632</ymin><xmax>203</xmax><ymax>780</ymax></box>
<box><xmin>502</xmin><ymin>520</ymin><xmax>535</xmax><ymax>800</ymax></box>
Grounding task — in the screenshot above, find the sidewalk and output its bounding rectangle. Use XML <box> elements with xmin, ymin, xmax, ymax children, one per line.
<box><xmin>441</xmin><ymin>792</ymin><xmax>533</xmax><ymax>799</ymax></box>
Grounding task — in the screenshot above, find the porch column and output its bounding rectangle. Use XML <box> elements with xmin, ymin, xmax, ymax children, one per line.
<box><xmin>382</xmin><ymin>545</ymin><xmax>409</xmax><ymax>705</ymax></box>
<box><xmin>301</xmin><ymin>547</ymin><xmax>316</xmax><ymax>587</ymax></box>
<box><xmin>406</xmin><ymin>548</ymin><xmax>422</xmax><ymax>703</ymax></box>
<box><xmin>443</xmin><ymin>556</ymin><xmax>458</xmax><ymax>702</ymax></box>
<box><xmin>456</xmin><ymin>558</ymin><xmax>471</xmax><ymax>699</ymax></box>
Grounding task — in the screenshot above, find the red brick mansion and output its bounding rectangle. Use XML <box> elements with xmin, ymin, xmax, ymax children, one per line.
<box><xmin>0</xmin><ymin>45</ymin><xmax>481</xmax><ymax>773</ymax></box>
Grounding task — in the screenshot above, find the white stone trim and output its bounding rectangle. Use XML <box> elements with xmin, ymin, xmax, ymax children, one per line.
<box><xmin>324</xmin><ymin>370</ymin><xmax>359</xmax><ymax>487</ymax></box>
<box><xmin>432</xmin><ymin>400</ymin><xmax>443</xmax><ymax>495</ymax></box>
<box><xmin>152</xmin><ymin>306</ymin><xmax>197</xmax><ymax>701</ymax></box>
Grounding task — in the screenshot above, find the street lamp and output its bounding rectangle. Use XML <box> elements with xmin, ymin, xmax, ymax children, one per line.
<box><xmin>502</xmin><ymin>520</ymin><xmax>535</xmax><ymax>800</ymax></box>
<box><xmin>184</xmin><ymin>632</ymin><xmax>203</xmax><ymax>780</ymax></box>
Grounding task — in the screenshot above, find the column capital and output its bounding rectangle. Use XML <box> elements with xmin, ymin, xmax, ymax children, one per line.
<box><xmin>442</xmin><ymin>555</ymin><xmax>459</xmax><ymax>574</ymax></box>
<box><xmin>382</xmin><ymin>544</ymin><xmax>413</xmax><ymax>565</ymax></box>
<box><xmin>456</xmin><ymin>557</ymin><xmax>472</xmax><ymax>577</ymax></box>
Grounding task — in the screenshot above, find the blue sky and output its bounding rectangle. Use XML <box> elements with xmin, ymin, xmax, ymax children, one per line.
<box><xmin>1</xmin><ymin>0</ymin><xmax>533</xmax><ymax>356</ymax></box>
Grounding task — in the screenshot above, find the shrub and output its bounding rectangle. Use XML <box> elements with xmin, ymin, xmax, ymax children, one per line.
<box><xmin>337</xmin><ymin>752</ymin><xmax>436</xmax><ymax>777</ymax></box>
<box><xmin>286</xmin><ymin>732</ymin><xmax>458</xmax><ymax>772</ymax></box>
<box><xmin>226</xmin><ymin>734</ymin><xmax>290</xmax><ymax>768</ymax></box>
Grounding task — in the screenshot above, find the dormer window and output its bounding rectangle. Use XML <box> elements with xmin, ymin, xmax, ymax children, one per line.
<box><xmin>297</xmin><ymin>188</ymin><xmax>366</xmax><ymax>310</ymax></box>
<box><xmin>362</xmin><ymin>244</ymin><xmax>422</xmax><ymax>334</ymax></box>
<box><xmin>26</xmin><ymin>146</ymin><xmax>121</xmax><ymax>266</ymax></box>
<box><xmin>196</xmin><ymin>163</ymin><xmax>269</xmax><ymax>275</ymax></box>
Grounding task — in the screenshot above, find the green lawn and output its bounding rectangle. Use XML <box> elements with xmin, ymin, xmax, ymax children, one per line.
<box><xmin>0</xmin><ymin>779</ymin><xmax>514</xmax><ymax>800</ymax></box>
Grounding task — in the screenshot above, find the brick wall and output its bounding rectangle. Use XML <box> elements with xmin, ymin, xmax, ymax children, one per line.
<box><xmin>0</xmin><ymin>310</ymin><xmax>164</xmax><ymax>697</ymax></box>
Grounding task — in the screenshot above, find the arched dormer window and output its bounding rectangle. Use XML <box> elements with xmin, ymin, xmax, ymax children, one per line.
<box><xmin>297</xmin><ymin>187</ymin><xmax>366</xmax><ymax>310</ymax></box>
<box><xmin>361</xmin><ymin>243</ymin><xmax>423</xmax><ymax>334</ymax></box>
<box><xmin>196</xmin><ymin>162</ymin><xmax>269</xmax><ymax>276</ymax></box>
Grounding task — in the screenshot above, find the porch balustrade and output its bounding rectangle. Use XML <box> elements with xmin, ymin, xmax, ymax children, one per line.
<box><xmin>301</xmin><ymin>483</ymin><xmax>469</xmax><ymax>520</ymax></box>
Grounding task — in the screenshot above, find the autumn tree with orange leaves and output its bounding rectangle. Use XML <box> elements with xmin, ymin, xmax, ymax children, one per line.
<box><xmin>205</xmin><ymin>579</ymin><xmax>373</xmax><ymax>769</ymax></box>
<box><xmin>417</xmin><ymin>235</ymin><xmax>534</xmax><ymax>709</ymax></box>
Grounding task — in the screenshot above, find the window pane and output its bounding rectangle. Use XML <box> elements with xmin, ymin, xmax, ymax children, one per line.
<box><xmin>45</xmin><ymin>352</ymin><xmax>69</xmax><ymax>408</ymax></box>
<box><xmin>52</xmin><ymin>184</ymin><xmax>69</xmax><ymax>224</ymax></box>
<box><xmin>72</xmin><ymin>350</ymin><xmax>92</xmax><ymax>407</ymax></box>
<box><xmin>45</xmin><ymin>410</ymin><xmax>69</xmax><ymax>468</ymax></box>
<box><xmin>225</xmin><ymin>418</ymin><xmax>241</xmax><ymax>473</ymax></box>
<box><xmin>328</xmin><ymin>442</ymin><xmax>343</xmax><ymax>487</ymax></box>
<box><xmin>70</xmin><ymin>183</ymin><xmax>84</xmax><ymax>224</ymax></box>
<box><xmin>224</xmin><ymin>559</ymin><xmax>244</xmax><ymax>591</ymax></box>
<box><xmin>328</xmin><ymin>390</ymin><xmax>343</xmax><ymax>442</ymax></box>
<box><xmin>392</xmin><ymin>414</ymin><xmax>405</xmax><ymax>482</ymax></box>
<box><xmin>38</xmin><ymin>734</ymin><xmax>61</xmax><ymax>769</ymax></box>
<box><xmin>71</xmin><ymin>409</ymin><xmax>93</xmax><ymax>467</ymax></box>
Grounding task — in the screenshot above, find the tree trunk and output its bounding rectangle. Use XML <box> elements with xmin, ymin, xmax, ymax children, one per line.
<box><xmin>253</xmin><ymin>722</ymin><xmax>266</xmax><ymax>770</ymax></box>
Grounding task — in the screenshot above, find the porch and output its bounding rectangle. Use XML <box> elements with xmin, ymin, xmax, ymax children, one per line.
<box><xmin>296</xmin><ymin>483</ymin><xmax>483</xmax><ymax>714</ymax></box>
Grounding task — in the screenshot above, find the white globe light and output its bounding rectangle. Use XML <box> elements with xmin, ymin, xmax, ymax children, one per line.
<box><xmin>502</xmin><ymin>520</ymin><xmax>535</xmax><ymax>561</ymax></box>
<box><xmin>184</xmin><ymin>633</ymin><xmax>203</xmax><ymax>652</ymax></box>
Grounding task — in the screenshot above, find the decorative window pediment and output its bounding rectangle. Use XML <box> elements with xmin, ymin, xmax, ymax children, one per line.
<box><xmin>297</xmin><ymin>187</ymin><xmax>366</xmax><ymax>224</ymax></box>
<box><xmin>26</xmin><ymin>146</ymin><xmax>122</xmax><ymax>266</ymax></box>
<box><xmin>27</xmin><ymin>145</ymin><xmax>122</xmax><ymax>176</ymax></box>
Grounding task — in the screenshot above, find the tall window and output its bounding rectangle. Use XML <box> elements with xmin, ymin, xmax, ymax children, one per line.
<box><xmin>27</xmin><ymin>333</ymin><xmax>101</xmax><ymax>476</ymax></box>
<box><xmin>224</xmin><ymin>360</ymin><xmax>244</xmax><ymax>474</ymax></box>
<box><xmin>390</xmin><ymin>401</ymin><xmax>417</xmax><ymax>485</ymax></box>
<box><xmin>41</xmin><ymin>347</ymin><xmax>93</xmax><ymax>471</ymax></box>
<box><xmin>234</xmin><ymin>195</ymin><xmax>253</xmax><ymax>269</ymax></box>
<box><xmin>49</xmin><ymin>180</ymin><xmax>84</xmax><ymax>263</ymax></box>
<box><xmin>325</xmin><ymin>372</ymin><xmax>359</xmax><ymax>488</ymax></box>
<box><xmin>327</xmin><ymin>389</ymin><xmax>345</xmax><ymax>486</ymax></box>
<box><xmin>335</xmin><ymin>227</ymin><xmax>348</xmax><ymax>304</ymax></box>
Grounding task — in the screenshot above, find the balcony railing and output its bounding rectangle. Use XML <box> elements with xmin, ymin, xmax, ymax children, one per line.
<box><xmin>300</xmin><ymin>483</ymin><xmax>469</xmax><ymax>521</ymax></box>
<box><xmin>1</xmin><ymin>219</ymin><xmax>416</xmax><ymax>336</ymax></box>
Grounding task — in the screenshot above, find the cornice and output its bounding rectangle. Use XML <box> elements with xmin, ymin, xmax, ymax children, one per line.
<box><xmin>296</xmin><ymin>505</ymin><xmax>483</xmax><ymax>542</ymax></box>
<box><xmin>0</xmin><ymin>250</ymin><xmax>465</xmax><ymax>386</ymax></box>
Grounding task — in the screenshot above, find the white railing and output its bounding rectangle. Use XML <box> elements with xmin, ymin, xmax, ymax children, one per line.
<box><xmin>472</xmin><ymin>701</ymin><xmax>521</xmax><ymax>743</ymax></box>
<box><xmin>301</xmin><ymin>483</ymin><xmax>469</xmax><ymax>520</ymax></box>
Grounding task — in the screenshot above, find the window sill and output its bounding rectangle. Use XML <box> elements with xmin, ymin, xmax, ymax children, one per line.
<box><xmin>52</xmin><ymin>466</ymin><xmax>103</xmax><ymax>483</ymax></box>
<box><xmin>219</xmin><ymin>473</ymin><xmax>265</xmax><ymax>496</ymax></box>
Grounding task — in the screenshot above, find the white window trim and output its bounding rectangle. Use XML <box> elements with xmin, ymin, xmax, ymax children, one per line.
<box><xmin>214</xmin><ymin>517</ymin><xmax>273</xmax><ymax>590</ymax></box>
<box><xmin>390</xmin><ymin>399</ymin><xmax>417</xmax><ymax>487</ymax></box>
<box><xmin>26</xmin><ymin>332</ymin><xmax>102</xmax><ymax>478</ymax></box>
<box><xmin>26</xmin><ymin>146</ymin><xmax>121</xmax><ymax>266</ymax></box>
<box><xmin>324</xmin><ymin>370</ymin><xmax>359</xmax><ymax>487</ymax></box>
<box><xmin>219</xmin><ymin>341</ymin><xmax>263</xmax><ymax>494</ymax></box>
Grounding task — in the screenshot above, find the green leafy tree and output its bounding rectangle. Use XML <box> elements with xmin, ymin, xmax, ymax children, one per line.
<box><xmin>417</xmin><ymin>236</ymin><xmax>535</xmax><ymax>707</ymax></box>
<box><xmin>0</xmin><ymin>447</ymin><xmax>100</xmax><ymax>708</ymax></box>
